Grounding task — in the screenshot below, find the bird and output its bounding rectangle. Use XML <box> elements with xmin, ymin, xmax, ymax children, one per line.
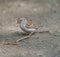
<box><xmin>17</xmin><ymin>17</ymin><xmax>51</xmax><ymax>41</ymax></box>
<box><xmin>17</xmin><ymin>17</ymin><xmax>37</xmax><ymax>34</ymax></box>
<box><xmin>16</xmin><ymin>17</ymin><xmax>37</xmax><ymax>42</ymax></box>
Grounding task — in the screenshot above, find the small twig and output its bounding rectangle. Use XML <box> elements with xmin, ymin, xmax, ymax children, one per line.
<box><xmin>17</xmin><ymin>32</ymin><xmax>34</xmax><ymax>42</ymax></box>
<box><xmin>0</xmin><ymin>41</ymin><xmax>18</xmax><ymax>45</ymax></box>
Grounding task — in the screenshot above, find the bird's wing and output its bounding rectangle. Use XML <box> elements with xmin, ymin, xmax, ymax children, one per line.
<box><xmin>26</xmin><ymin>21</ymin><xmax>38</xmax><ymax>28</ymax></box>
<box><xmin>26</xmin><ymin>21</ymin><xmax>33</xmax><ymax>28</ymax></box>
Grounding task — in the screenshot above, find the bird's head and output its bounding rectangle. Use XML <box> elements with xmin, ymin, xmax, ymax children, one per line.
<box><xmin>17</xmin><ymin>17</ymin><xmax>25</xmax><ymax>24</ymax></box>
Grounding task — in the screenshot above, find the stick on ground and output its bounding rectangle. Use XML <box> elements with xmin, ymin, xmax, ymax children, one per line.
<box><xmin>17</xmin><ymin>32</ymin><xmax>34</xmax><ymax>42</ymax></box>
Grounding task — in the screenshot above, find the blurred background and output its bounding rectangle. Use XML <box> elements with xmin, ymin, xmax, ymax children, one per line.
<box><xmin>0</xmin><ymin>0</ymin><xmax>60</xmax><ymax>57</ymax></box>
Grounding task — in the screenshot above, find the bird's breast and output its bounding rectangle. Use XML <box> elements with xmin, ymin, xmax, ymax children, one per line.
<box><xmin>20</xmin><ymin>19</ymin><xmax>36</xmax><ymax>33</ymax></box>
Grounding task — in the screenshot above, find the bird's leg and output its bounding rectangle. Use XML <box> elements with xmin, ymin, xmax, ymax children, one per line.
<box><xmin>17</xmin><ymin>32</ymin><xmax>34</xmax><ymax>42</ymax></box>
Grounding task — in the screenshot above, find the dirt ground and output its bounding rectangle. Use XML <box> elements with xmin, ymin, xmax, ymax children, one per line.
<box><xmin>0</xmin><ymin>0</ymin><xmax>60</xmax><ymax>57</ymax></box>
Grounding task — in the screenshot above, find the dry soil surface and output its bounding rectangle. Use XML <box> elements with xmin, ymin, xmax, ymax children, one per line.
<box><xmin>0</xmin><ymin>0</ymin><xmax>60</xmax><ymax>57</ymax></box>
